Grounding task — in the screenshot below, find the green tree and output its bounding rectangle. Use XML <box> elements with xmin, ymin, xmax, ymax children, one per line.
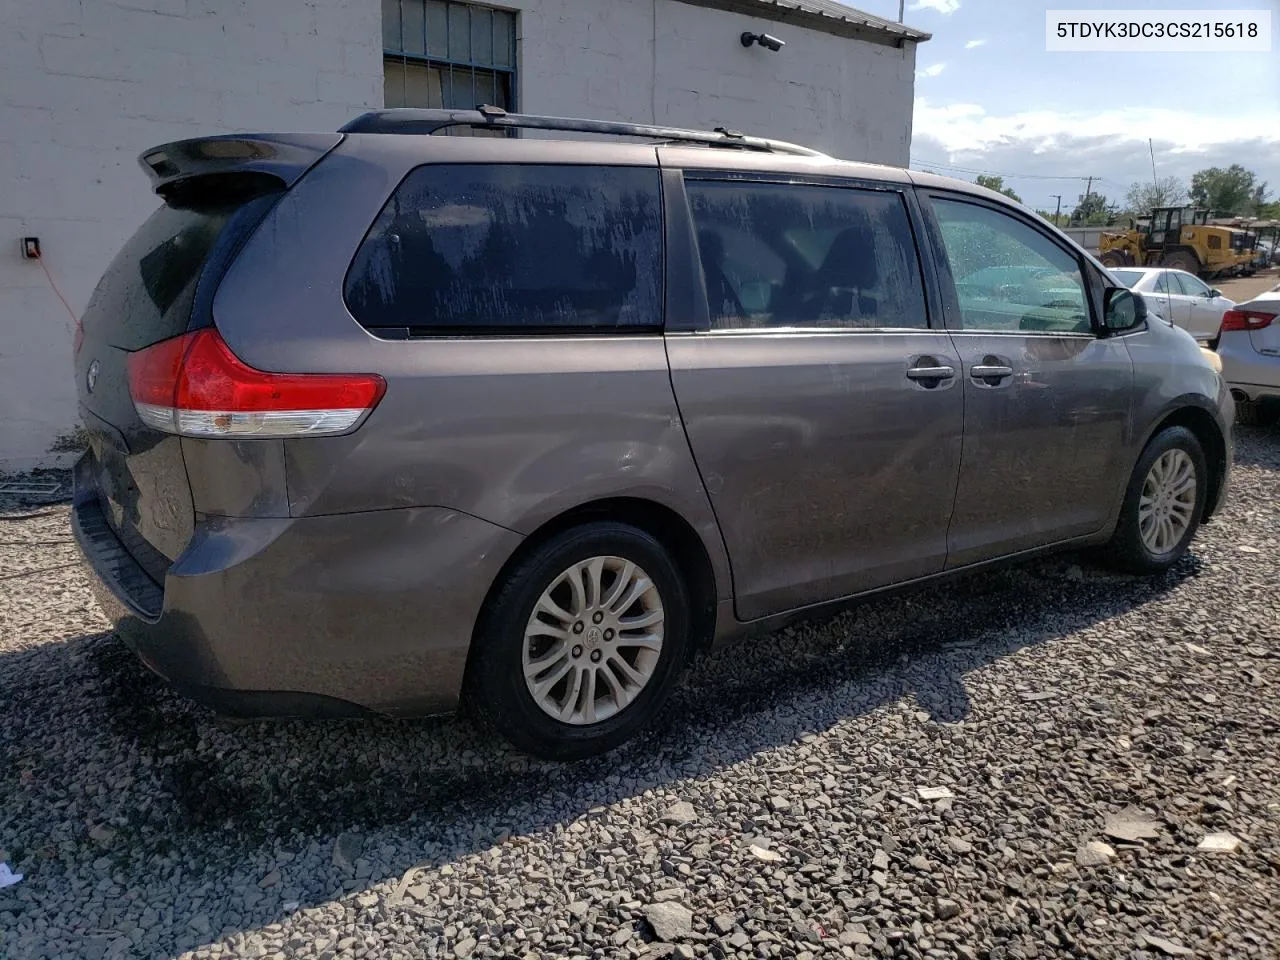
<box><xmin>975</xmin><ymin>174</ymin><xmax>1022</xmax><ymax>203</ymax></box>
<box><xmin>1070</xmin><ymin>192</ymin><xmax>1113</xmax><ymax>225</ymax></box>
<box><xmin>1251</xmin><ymin>183</ymin><xmax>1274</xmax><ymax>216</ymax></box>
<box><xmin>1189</xmin><ymin>164</ymin><xmax>1270</xmax><ymax>215</ymax></box>
<box><xmin>1124</xmin><ymin>176</ymin><xmax>1187</xmax><ymax>215</ymax></box>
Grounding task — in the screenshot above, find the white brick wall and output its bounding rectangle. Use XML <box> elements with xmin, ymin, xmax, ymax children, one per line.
<box><xmin>0</xmin><ymin>0</ymin><xmax>383</xmax><ymax>471</ymax></box>
<box><xmin>0</xmin><ymin>0</ymin><xmax>917</xmax><ymax>470</ymax></box>
<box><xmin>517</xmin><ymin>0</ymin><xmax>916</xmax><ymax>165</ymax></box>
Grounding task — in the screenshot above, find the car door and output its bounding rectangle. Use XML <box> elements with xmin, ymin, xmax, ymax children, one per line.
<box><xmin>664</xmin><ymin>171</ymin><xmax>964</xmax><ymax>621</ymax></box>
<box><xmin>1171</xmin><ymin>270</ymin><xmax>1227</xmax><ymax>340</ymax></box>
<box><xmin>1148</xmin><ymin>271</ymin><xmax>1192</xmax><ymax>330</ymax></box>
<box><xmin>917</xmin><ymin>191</ymin><xmax>1134</xmax><ymax>568</ymax></box>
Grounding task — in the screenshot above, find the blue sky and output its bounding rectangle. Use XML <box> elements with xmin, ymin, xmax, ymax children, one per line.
<box><xmin>851</xmin><ymin>0</ymin><xmax>1280</xmax><ymax>212</ymax></box>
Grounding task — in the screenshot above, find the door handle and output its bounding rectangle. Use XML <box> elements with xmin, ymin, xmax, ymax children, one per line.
<box><xmin>906</xmin><ymin>364</ymin><xmax>956</xmax><ymax>384</ymax></box>
<box><xmin>970</xmin><ymin>364</ymin><xmax>1013</xmax><ymax>379</ymax></box>
<box><xmin>907</xmin><ymin>364</ymin><xmax>956</xmax><ymax>380</ymax></box>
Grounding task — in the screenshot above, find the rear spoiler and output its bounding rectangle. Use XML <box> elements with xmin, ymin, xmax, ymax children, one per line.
<box><xmin>138</xmin><ymin>133</ymin><xmax>343</xmax><ymax>201</ymax></box>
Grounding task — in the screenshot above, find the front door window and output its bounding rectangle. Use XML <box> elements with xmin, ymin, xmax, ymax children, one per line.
<box><xmin>930</xmin><ymin>199</ymin><xmax>1091</xmax><ymax>335</ymax></box>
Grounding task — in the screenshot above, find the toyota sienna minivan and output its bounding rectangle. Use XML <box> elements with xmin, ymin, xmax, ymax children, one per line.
<box><xmin>72</xmin><ymin>108</ymin><xmax>1232</xmax><ymax>759</ymax></box>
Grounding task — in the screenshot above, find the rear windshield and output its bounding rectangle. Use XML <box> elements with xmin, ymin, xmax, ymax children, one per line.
<box><xmin>1109</xmin><ymin>269</ymin><xmax>1144</xmax><ymax>288</ymax></box>
<box><xmin>344</xmin><ymin>164</ymin><xmax>663</xmax><ymax>334</ymax></box>
<box><xmin>83</xmin><ymin>190</ymin><xmax>277</xmax><ymax>350</ymax></box>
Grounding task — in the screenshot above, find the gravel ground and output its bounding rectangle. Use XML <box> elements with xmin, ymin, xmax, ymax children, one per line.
<box><xmin>2</xmin><ymin>429</ymin><xmax>1278</xmax><ymax>960</ymax></box>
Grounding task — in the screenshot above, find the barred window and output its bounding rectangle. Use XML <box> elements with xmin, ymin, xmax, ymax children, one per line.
<box><xmin>382</xmin><ymin>0</ymin><xmax>517</xmax><ymax>112</ymax></box>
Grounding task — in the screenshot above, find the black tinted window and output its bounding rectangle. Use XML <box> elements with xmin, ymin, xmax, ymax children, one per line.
<box><xmin>345</xmin><ymin>165</ymin><xmax>663</xmax><ymax>332</ymax></box>
<box><xmin>685</xmin><ymin>180</ymin><xmax>928</xmax><ymax>330</ymax></box>
<box><xmin>83</xmin><ymin>202</ymin><xmax>250</xmax><ymax>350</ymax></box>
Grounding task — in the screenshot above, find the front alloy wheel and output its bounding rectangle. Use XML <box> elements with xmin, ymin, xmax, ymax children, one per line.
<box><xmin>1105</xmin><ymin>425</ymin><xmax>1207</xmax><ymax>573</ymax></box>
<box><xmin>1137</xmin><ymin>448</ymin><xmax>1198</xmax><ymax>555</ymax></box>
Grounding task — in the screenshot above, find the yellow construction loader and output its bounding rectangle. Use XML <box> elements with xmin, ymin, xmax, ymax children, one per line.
<box><xmin>1097</xmin><ymin>207</ymin><xmax>1243</xmax><ymax>279</ymax></box>
<box><xmin>1212</xmin><ymin>217</ymin><xmax>1279</xmax><ymax>276</ymax></box>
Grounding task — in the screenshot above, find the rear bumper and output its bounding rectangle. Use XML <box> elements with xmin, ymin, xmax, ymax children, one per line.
<box><xmin>72</xmin><ymin>462</ymin><xmax>524</xmax><ymax>717</ymax></box>
<box><xmin>1217</xmin><ymin>337</ymin><xmax>1280</xmax><ymax>401</ymax></box>
<box><xmin>1226</xmin><ymin>382</ymin><xmax>1280</xmax><ymax>403</ymax></box>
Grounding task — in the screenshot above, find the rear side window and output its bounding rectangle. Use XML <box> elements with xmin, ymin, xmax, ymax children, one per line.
<box><xmin>685</xmin><ymin>180</ymin><xmax>928</xmax><ymax>330</ymax></box>
<box><xmin>345</xmin><ymin>164</ymin><xmax>663</xmax><ymax>333</ymax></box>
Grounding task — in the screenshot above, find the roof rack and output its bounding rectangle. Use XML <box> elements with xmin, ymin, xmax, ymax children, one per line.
<box><xmin>338</xmin><ymin>106</ymin><xmax>829</xmax><ymax>158</ymax></box>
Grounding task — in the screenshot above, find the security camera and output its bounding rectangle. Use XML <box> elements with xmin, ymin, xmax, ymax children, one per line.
<box><xmin>741</xmin><ymin>31</ymin><xmax>786</xmax><ymax>51</ymax></box>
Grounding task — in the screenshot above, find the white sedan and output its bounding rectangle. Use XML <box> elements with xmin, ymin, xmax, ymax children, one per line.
<box><xmin>1108</xmin><ymin>267</ymin><xmax>1235</xmax><ymax>342</ymax></box>
<box><xmin>1216</xmin><ymin>280</ymin><xmax>1280</xmax><ymax>425</ymax></box>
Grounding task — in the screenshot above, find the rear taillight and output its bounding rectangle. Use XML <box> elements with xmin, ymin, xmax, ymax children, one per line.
<box><xmin>127</xmin><ymin>329</ymin><xmax>385</xmax><ymax>438</ymax></box>
<box><xmin>1220</xmin><ymin>309</ymin><xmax>1276</xmax><ymax>332</ymax></box>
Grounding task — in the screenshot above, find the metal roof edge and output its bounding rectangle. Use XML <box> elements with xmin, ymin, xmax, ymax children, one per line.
<box><xmin>672</xmin><ymin>0</ymin><xmax>931</xmax><ymax>44</ymax></box>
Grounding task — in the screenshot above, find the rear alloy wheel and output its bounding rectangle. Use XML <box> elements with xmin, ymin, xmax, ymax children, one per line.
<box><xmin>1105</xmin><ymin>425</ymin><xmax>1207</xmax><ymax>573</ymax></box>
<box><xmin>522</xmin><ymin>556</ymin><xmax>666</xmax><ymax>725</ymax></box>
<box><xmin>468</xmin><ymin>523</ymin><xmax>691</xmax><ymax>759</ymax></box>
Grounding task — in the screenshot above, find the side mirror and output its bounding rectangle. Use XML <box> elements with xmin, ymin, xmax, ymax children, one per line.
<box><xmin>1209</xmin><ymin>288</ymin><xmax>1222</xmax><ymax>298</ymax></box>
<box><xmin>1103</xmin><ymin>287</ymin><xmax>1146</xmax><ymax>334</ymax></box>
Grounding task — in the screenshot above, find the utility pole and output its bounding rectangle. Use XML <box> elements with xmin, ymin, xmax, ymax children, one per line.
<box><xmin>898</xmin><ymin>0</ymin><xmax>904</xmax><ymax>22</ymax></box>
<box><xmin>1051</xmin><ymin>194</ymin><xmax>1062</xmax><ymax>225</ymax></box>
<box><xmin>1077</xmin><ymin>176</ymin><xmax>1094</xmax><ymax>226</ymax></box>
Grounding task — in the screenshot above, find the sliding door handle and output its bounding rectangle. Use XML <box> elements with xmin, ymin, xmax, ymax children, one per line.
<box><xmin>970</xmin><ymin>364</ymin><xmax>1013</xmax><ymax>380</ymax></box>
<box><xmin>906</xmin><ymin>364</ymin><xmax>956</xmax><ymax>381</ymax></box>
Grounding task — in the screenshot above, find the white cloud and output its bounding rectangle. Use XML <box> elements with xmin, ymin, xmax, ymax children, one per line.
<box><xmin>964</xmin><ymin>39</ymin><xmax>987</xmax><ymax>49</ymax></box>
<box><xmin>913</xmin><ymin>98</ymin><xmax>1277</xmax><ymax>154</ymax></box>
<box><xmin>916</xmin><ymin>63</ymin><xmax>947</xmax><ymax>79</ymax></box>
<box><xmin>909</xmin><ymin>98</ymin><xmax>1280</xmax><ymax>207</ymax></box>
<box><xmin>909</xmin><ymin>0</ymin><xmax>961</xmax><ymax>13</ymax></box>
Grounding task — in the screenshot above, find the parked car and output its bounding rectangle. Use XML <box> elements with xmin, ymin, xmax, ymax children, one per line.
<box><xmin>71</xmin><ymin>109</ymin><xmax>1233</xmax><ymax>759</ymax></box>
<box><xmin>1109</xmin><ymin>267</ymin><xmax>1234</xmax><ymax>342</ymax></box>
<box><xmin>1215</xmin><ymin>280</ymin><xmax>1280</xmax><ymax>425</ymax></box>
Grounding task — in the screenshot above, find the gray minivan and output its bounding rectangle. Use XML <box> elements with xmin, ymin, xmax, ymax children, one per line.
<box><xmin>72</xmin><ymin>109</ymin><xmax>1232</xmax><ymax>758</ymax></box>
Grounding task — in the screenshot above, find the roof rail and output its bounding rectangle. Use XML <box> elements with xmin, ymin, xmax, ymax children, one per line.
<box><xmin>338</xmin><ymin>106</ymin><xmax>829</xmax><ymax>158</ymax></box>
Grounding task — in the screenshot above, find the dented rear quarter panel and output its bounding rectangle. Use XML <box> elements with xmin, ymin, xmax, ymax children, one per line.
<box><xmin>210</xmin><ymin>134</ymin><xmax>734</xmax><ymax>601</ymax></box>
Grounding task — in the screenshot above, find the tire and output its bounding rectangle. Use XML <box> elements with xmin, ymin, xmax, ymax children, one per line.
<box><xmin>467</xmin><ymin>522</ymin><xmax>692</xmax><ymax>760</ymax></box>
<box><xmin>1100</xmin><ymin>250</ymin><xmax>1129</xmax><ymax>269</ymax></box>
<box><xmin>1236</xmin><ymin>397</ymin><xmax>1280</xmax><ymax>428</ymax></box>
<box><xmin>1159</xmin><ymin>249</ymin><xmax>1200</xmax><ymax>274</ymax></box>
<box><xmin>1104</xmin><ymin>425</ymin><xmax>1208</xmax><ymax>574</ymax></box>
